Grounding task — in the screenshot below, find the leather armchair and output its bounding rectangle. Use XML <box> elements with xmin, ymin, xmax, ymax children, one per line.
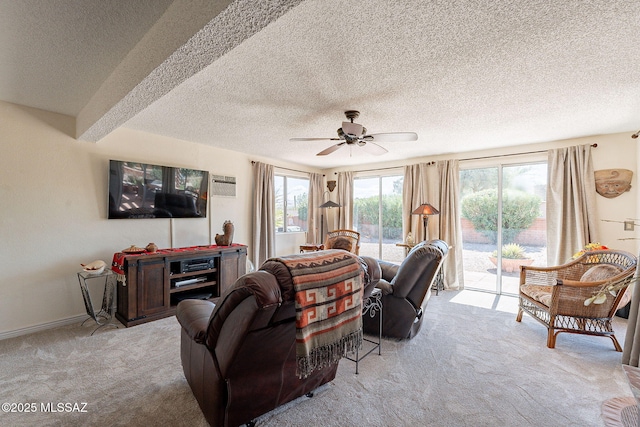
<box><xmin>363</xmin><ymin>239</ymin><xmax>448</xmax><ymax>340</ymax></box>
<box><xmin>176</xmin><ymin>253</ymin><xmax>380</xmax><ymax>427</ymax></box>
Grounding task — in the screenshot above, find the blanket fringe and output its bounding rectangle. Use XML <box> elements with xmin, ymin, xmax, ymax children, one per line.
<box><xmin>296</xmin><ymin>329</ymin><xmax>363</xmax><ymax>379</ymax></box>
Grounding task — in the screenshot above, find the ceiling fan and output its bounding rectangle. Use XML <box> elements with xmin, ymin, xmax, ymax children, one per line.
<box><xmin>290</xmin><ymin>110</ymin><xmax>418</xmax><ymax>156</ymax></box>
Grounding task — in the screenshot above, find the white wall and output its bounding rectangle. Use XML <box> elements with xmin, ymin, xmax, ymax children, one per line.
<box><xmin>590</xmin><ymin>134</ymin><xmax>639</xmax><ymax>252</ymax></box>
<box><xmin>0</xmin><ymin>101</ymin><xmax>256</xmax><ymax>336</ymax></box>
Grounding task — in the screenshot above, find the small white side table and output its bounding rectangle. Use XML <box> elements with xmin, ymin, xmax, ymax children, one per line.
<box><xmin>77</xmin><ymin>269</ymin><xmax>119</xmax><ymax>335</ymax></box>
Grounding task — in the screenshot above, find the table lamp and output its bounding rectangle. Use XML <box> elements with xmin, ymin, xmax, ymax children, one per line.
<box><xmin>411</xmin><ymin>203</ymin><xmax>439</xmax><ymax>240</ymax></box>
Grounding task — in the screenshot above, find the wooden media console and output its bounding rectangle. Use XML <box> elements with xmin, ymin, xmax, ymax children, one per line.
<box><xmin>114</xmin><ymin>244</ymin><xmax>247</xmax><ymax>327</ymax></box>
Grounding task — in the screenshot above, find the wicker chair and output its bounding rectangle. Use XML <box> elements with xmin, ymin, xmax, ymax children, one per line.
<box><xmin>516</xmin><ymin>249</ymin><xmax>637</xmax><ymax>351</ymax></box>
<box><xmin>323</xmin><ymin>229</ymin><xmax>361</xmax><ymax>255</ymax></box>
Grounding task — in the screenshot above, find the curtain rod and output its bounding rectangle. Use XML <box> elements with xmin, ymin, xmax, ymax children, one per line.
<box><xmin>334</xmin><ymin>162</ymin><xmax>436</xmax><ymax>174</ymax></box>
<box><xmin>250</xmin><ymin>161</ymin><xmax>324</xmax><ymax>176</ymax></box>
<box><xmin>339</xmin><ymin>143</ymin><xmax>599</xmax><ymax>172</ymax></box>
<box><xmin>460</xmin><ymin>144</ymin><xmax>597</xmax><ymax>162</ymax></box>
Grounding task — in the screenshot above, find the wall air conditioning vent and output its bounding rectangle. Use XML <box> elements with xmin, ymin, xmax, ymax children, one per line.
<box><xmin>211</xmin><ymin>175</ymin><xmax>236</xmax><ymax>197</ymax></box>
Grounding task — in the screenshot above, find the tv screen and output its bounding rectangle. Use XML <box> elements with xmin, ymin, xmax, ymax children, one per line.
<box><xmin>108</xmin><ymin>160</ymin><xmax>209</xmax><ymax>219</ymax></box>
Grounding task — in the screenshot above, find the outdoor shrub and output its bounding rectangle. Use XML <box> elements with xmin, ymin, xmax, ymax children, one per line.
<box><xmin>461</xmin><ymin>188</ymin><xmax>540</xmax><ymax>244</ymax></box>
<box><xmin>354</xmin><ymin>194</ymin><xmax>403</xmax><ymax>240</ymax></box>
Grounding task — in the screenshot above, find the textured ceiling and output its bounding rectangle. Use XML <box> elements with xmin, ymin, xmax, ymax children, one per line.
<box><xmin>0</xmin><ymin>0</ymin><xmax>173</xmax><ymax>116</ymax></box>
<box><xmin>3</xmin><ymin>1</ymin><xmax>640</xmax><ymax>169</ymax></box>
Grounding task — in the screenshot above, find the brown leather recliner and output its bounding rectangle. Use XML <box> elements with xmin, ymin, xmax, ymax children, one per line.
<box><xmin>362</xmin><ymin>239</ymin><xmax>448</xmax><ymax>340</ymax></box>
<box><xmin>176</xmin><ymin>252</ymin><xmax>380</xmax><ymax>427</ymax></box>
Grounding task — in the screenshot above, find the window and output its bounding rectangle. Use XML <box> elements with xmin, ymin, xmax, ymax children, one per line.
<box><xmin>275</xmin><ymin>175</ymin><xmax>309</xmax><ymax>233</ymax></box>
<box><xmin>353</xmin><ymin>174</ymin><xmax>404</xmax><ymax>261</ymax></box>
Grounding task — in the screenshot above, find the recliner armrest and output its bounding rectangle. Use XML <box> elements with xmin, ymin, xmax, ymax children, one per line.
<box><xmin>376</xmin><ymin>279</ymin><xmax>394</xmax><ymax>295</ymax></box>
<box><xmin>377</xmin><ymin>260</ymin><xmax>400</xmax><ymax>282</ymax></box>
<box><xmin>176</xmin><ymin>299</ymin><xmax>216</xmax><ymax>344</ymax></box>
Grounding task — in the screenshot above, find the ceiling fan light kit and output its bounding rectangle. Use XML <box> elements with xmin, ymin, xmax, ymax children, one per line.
<box><xmin>291</xmin><ymin>110</ymin><xmax>418</xmax><ymax>156</ymax></box>
<box><xmin>341</xmin><ymin>121</ymin><xmax>364</xmax><ymax>137</ymax></box>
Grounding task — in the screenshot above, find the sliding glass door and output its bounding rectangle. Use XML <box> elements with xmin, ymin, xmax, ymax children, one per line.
<box><xmin>353</xmin><ymin>175</ymin><xmax>404</xmax><ymax>262</ymax></box>
<box><xmin>460</xmin><ymin>162</ymin><xmax>547</xmax><ymax>295</ymax></box>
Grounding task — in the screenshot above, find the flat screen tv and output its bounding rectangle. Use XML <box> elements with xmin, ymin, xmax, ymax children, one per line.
<box><xmin>108</xmin><ymin>160</ymin><xmax>209</xmax><ymax>219</ymax></box>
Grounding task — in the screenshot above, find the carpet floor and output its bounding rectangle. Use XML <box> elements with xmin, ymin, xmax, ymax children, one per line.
<box><xmin>0</xmin><ymin>290</ymin><xmax>633</xmax><ymax>426</ymax></box>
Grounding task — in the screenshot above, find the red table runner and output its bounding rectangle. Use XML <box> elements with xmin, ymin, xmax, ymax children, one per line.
<box><xmin>111</xmin><ymin>244</ymin><xmax>244</xmax><ymax>277</ymax></box>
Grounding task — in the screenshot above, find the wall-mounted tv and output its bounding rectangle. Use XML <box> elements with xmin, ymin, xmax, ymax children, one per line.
<box><xmin>108</xmin><ymin>160</ymin><xmax>209</xmax><ymax>219</ymax></box>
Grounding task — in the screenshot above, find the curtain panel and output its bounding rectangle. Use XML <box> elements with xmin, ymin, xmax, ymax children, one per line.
<box><xmin>307</xmin><ymin>173</ymin><xmax>324</xmax><ymax>244</ymax></box>
<box><xmin>337</xmin><ymin>171</ymin><xmax>354</xmax><ymax>230</ymax></box>
<box><xmin>546</xmin><ymin>144</ymin><xmax>599</xmax><ymax>265</ymax></box>
<box><xmin>403</xmin><ymin>163</ymin><xmax>428</xmax><ymax>242</ymax></box>
<box><xmin>403</xmin><ymin>161</ymin><xmax>461</xmax><ymax>289</ymax></box>
<box><xmin>438</xmin><ymin>159</ymin><xmax>463</xmax><ymax>290</ymax></box>
<box><xmin>623</xmin><ymin>262</ymin><xmax>640</xmax><ymax>366</ymax></box>
<box><xmin>251</xmin><ymin>161</ymin><xmax>275</xmax><ymax>267</ymax></box>
<box><xmin>402</xmin><ymin>163</ymin><xmax>440</xmax><ymax>241</ymax></box>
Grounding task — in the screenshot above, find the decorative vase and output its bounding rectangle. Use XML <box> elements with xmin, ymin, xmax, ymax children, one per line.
<box><xmin>405</xmin><ymin>232</ymin><xmax>414</xmax><ymax>246</ymax></box>
<box><xmin>145</xmin><ymin>242</ymin><xmax>158</xmax><ymax>253</ymax></box>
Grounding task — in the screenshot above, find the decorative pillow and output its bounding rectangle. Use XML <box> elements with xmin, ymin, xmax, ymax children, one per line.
<box><xmin>580</xmin><ymin>264</ymin><xmax>623</xmax><ymax>282</ymax></box>
<box><xmin>324</xmin><ymin>237</ymin><xmax>337</xmax><ymax>249</ymax></box>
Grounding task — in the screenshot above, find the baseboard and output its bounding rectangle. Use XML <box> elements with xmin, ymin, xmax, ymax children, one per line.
<box><xmin>0</xmin><ymin>314</ymin><xmax>88</xmax><ymax>341</ymax></box>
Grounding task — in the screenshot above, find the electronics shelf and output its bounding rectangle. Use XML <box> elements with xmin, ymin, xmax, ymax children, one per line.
<box><xmin>115</xmin><ymin>245</ymin><xmax>247</xmax><ymax>327</ymax></box>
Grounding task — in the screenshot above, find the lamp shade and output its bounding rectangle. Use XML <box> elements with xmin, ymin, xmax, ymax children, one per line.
<box><xmin>319</xmin><ymin>200</ymin><xmax>341</xmax><ymax>209</ymax></box>
<box><xmin>412</xmin><ymin>203</ymin><xmax>439</xmax><ymax>216</ymax></box>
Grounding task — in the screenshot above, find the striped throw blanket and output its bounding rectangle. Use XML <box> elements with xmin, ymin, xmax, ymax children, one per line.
<box><xmin>274</xmin><ymin>250</ymin><xmax>364</xmax><ymax>379</ymax></box>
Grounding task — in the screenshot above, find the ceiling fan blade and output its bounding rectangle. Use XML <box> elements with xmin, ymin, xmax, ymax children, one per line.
<box><xmin>290</xmin><ymin>137</ymin><xmax>341</xmax><ymax>141</ymax></box>
<box><xmin>363</xmin><ymin>132</ymin><xmax>418</xmax><ymax>142</ymax></box>
<box><xmin>317</xmin><ymin>142</ymin><xmax>345</xmax><ymax>156</ymax></box>
<box><xmin>360</xmin><ymin>141</ymin><xmax>388</xmax><ymax>155</ymax></box>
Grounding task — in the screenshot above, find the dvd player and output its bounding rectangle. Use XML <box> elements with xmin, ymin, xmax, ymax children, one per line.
<box><xmin>180</xmin><ymin>257</ymin><xmax>215</xmax><ymax>273</ymax></box>
<box><xmin>174</xmin><ymin>277</ymin><xmax>207</xmax><ymax>287</ymax></box>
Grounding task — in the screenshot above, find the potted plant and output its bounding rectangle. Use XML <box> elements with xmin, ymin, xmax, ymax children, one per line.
<box><xmin>489</xmin><ymin>243</ymin><xmax>534</xmax><ymax>273</ymax></box>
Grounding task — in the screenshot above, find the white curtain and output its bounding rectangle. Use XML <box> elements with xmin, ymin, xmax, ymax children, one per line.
<box><xmin>337</xmin><ymin>171</ymin><xmax>354</xmax><ymax>229</ymax></box>
<box><xmin>546</xmin><ymin>144</ymin><xmax>599</xmax><ymax>265</ymax></box>
<box><xmin>251</xmin><ymin>161</ymin><xmax>275</xmax><ymax>267</ymax></box>
<box><xmin>623</xmin><ymin>262</ymin><xmax>640</xmax><ymax>366</ymax></box>
<box><xmin>403</xmin><ymin>163</ymin><xmax>435</xmax><ymax>242</ymax></box>
<box><xmin>402</xmin><ymin>161</ymin><xmax>462</xmax><ymax>290</ymax></box>
<box><xmin>307</xmin><ymin>173</ymin><xmax>324</xmax><ymax>244</ymax></box>
<box><xmin>438</xmin><ymin>159</ymin><xmax>464</xmax><ymax>290</ymax></box>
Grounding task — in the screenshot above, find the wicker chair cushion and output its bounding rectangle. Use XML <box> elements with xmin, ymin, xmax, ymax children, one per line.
<box><xmin>325</xmin><ymin>236</ymin><xmax>354</xmax><ymax>252</ymax></box>
<box><xmin>325</xmin><ymin>236</ymin><xmax>356</xmax><ymax>252</ymax></box>
<box><xmin>580</xmin><ymin>264</ymin><xmax>622</xmax><ymax>282</ymax></box>
<box><xmin>521</xmin><ymin>285</ymin><xmax>552</xmax><ymax>307</ymax></box>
